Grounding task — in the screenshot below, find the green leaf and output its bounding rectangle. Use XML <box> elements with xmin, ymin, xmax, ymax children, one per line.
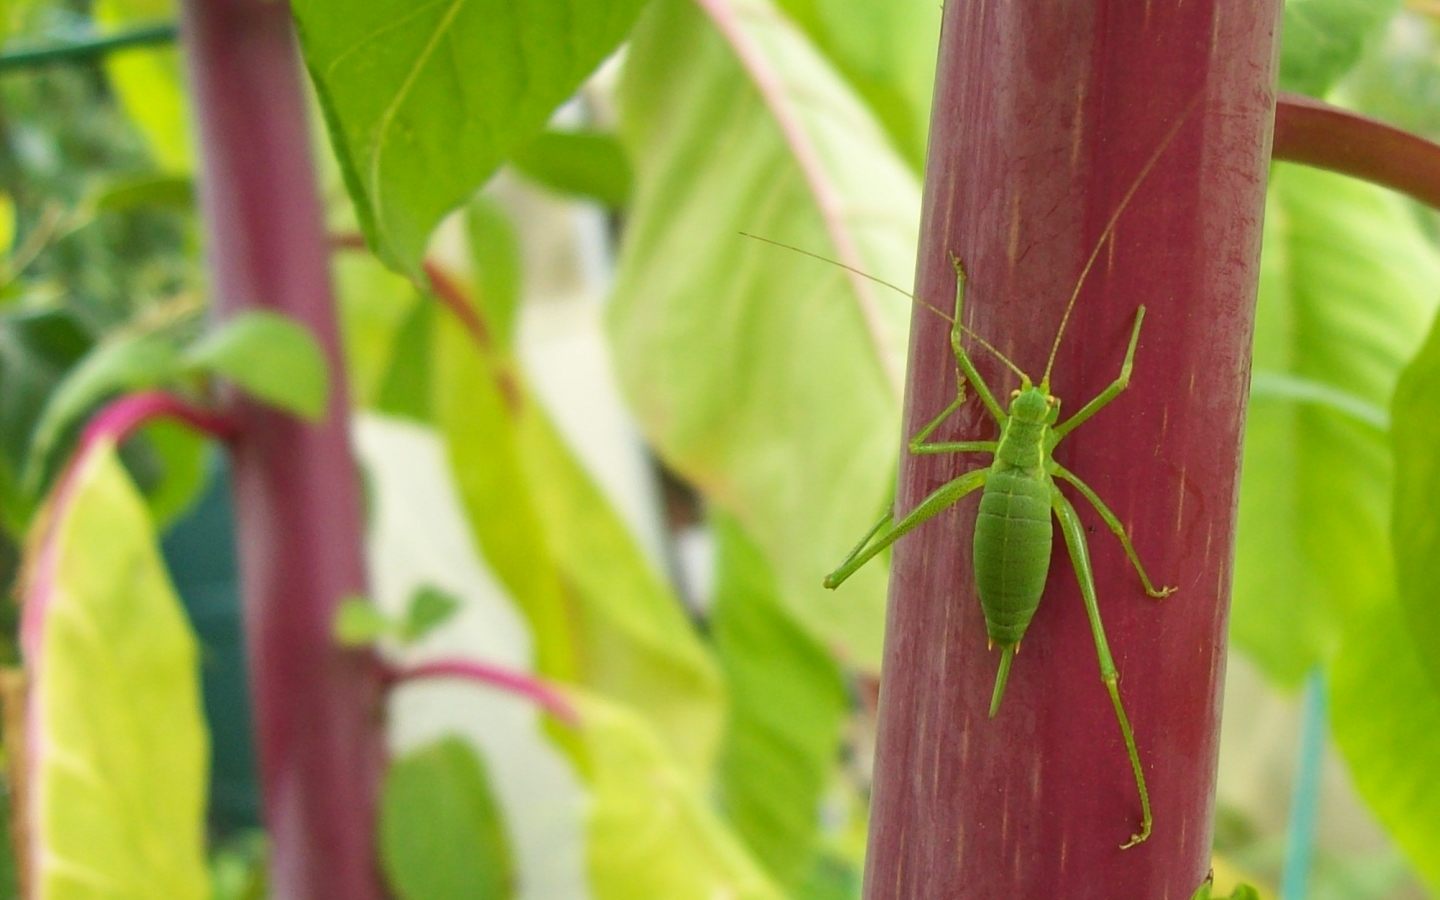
<box><xmin>0</xmin><ymin>191</ymin><xmax>14</xmax><ymax>254</ymax></box>
<box><xmin>334</xmin><ymin>595</ymin><xmax>394</xmax><ymax>646</ymax></box>
<box><xmin>93</xmin><ymin>0</ymin><xmax>191</xmax><ymax>171</ymax></box>
<box><xmin>380</xmin><ymin>737</ymin><xmax>514</xmax><ymax>900</ymax></box>
<box><xmin>518</xmin><ymin>399</ymin><xmax>726</xmax><ymax>778</ymax></box>
<box><xmin>432</xmin><ymin>300</ymin><xmax>725</xmax><ymax>776</ymax></box>
<box><xmin>401</xmin><ymin>584</ymin><xmax>462</xmax><ymax>642</ymax></box>
<box><xmin>609</xmin><ymin>0</ymin><xmax>918</xmax><ymax>670</ymax></box>
<box><xmin>0</xmin><ymin>308</ymin><xmax>92</xmax><ymax>529</ymax></box>
<box><xmin>374</xmin><ymin>298</ymin><xmax>434</xmax><ymax>422</ymax></box>
<box><xmin>570</xmin><ymin>690</ymin><xmax>783</xmax><ymax>900</ymax></box>
<box><xmin>185</xmin><ymin>311</ymin><xmax>329</xmax><ymax>421</ymax></box>
<box><xmin>431</xmin><ymin>306</ymin><xmax>577</xmax><ymax>681</ymax></box>
<box><xmin>1394</xmin><ymin>277</ymin><xmax>1440</xmax><ymax>693</ymax></box>
<box><xmin>137</xmin><ymin>418</ymin><xmax>208</xmax><ymax>529</ymax></box>
<box><xmin>90</xmin><ymin>173</ymin><xmax>195</xmax><ymax>213</ymax></box>
<box><xmin>1230</xmin><ymin>163</ymin><xmax>1440</xmax><ymax>685</ymax></box>
<box><xmin>24</xmin><ymin>332</ymin><xmax>179</xmax><ymax>495</ymax></box>
<box><xmin>292</xmin><ymin>0</ymin><xmax>651</xmax><ymax>274</ymax></box>
<box><xmin>28</xmin><ymin>443</ymin><xmax>209</xmax><ymax>898</ymax></box>
<box><xmin>1279</xmin><ymin>0</ymin><xmax>1401</xmax><ymax>97</ymax></box>
<box><xmin>773</xmin><ymin>0</ymin><xmax>939</xmax><ymax>169</ymax></box>
<box><xmin>510</xmin><ymin>129</ymin><xmax>634</xmax><ymax>207</ymax></box>
<box><xmin>334</xmin><ymin>251</ymin><xmax>426</xmax><ymax>411</ymax></box>
<box><xmin>466</xmin><ymin>197</ymin><xmax>522</xmax><ymax>355</ymax></box>
<box><xmin>1332</xmin><ymin>591</ymin><xmax>1440</xmax><ymax>893</ymax></box>
<box><xmin>711</xmin><ymin>510</ymin><xmax>848</xmax><ymax>889</ymax></box>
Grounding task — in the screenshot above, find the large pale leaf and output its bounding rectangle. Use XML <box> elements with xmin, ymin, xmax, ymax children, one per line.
<box><xmin>433</xmin><ymin>303</ymin><xmax>725</xmax><ymax>777</ymax></box>
<box><xmin>1279</xmin><ymin>0</ymin><xmax>1402</xmax><ymax>97</ymax></box>
<box><xmin>1331</xmin><ymin>591</ymin><xmax>1440</xmax><ymax>893</ymax></box>
<box><xmin>379</xmin><ymin>738</ymin><xmax>514</xmax><ymax>900</ymax></box>
<box><xmin>25</xmin><ymin>443</ymin><xmax>209</xmax><ymax>898</ymax></box>
<box><xmin>773</xmin><ymin>0</ymin><xmax>939</xmax><ymax>169</ymax></box>
<box><xmin>1230</xmin><ymin>163</ymin><xmax>1440</xmax><ymax>685</ymax></box>
<box><xmin>572</xmin><ymin>690</ymin><xmax>783</xmax><ymax>900</ymax></box>
<box><xmin>291</xmin><ymin>0</ymin><xmax>650</xmax><ymax>274</ymax></box>
<box><xmin>711</xmin><ymin>510</ymin><xmax>848</xmax><ymax>889</ymax></box>
<box><xmin>610</xmin><ymin>0</ymin><xmax>919</xmax><ymax>670</ymax></box>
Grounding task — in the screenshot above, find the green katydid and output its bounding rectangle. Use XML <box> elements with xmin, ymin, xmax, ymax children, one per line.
<box><xmin>817</xmin><ymin>119</ymin><xmax>1192</xmax><ymax>849</ymax></box>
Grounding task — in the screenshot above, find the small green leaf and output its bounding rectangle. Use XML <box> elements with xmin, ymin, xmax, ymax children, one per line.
<box><xmin>29</xmin><ymin>442</ymin><xmax>210</xmax><ymax>898</ymax></box>
<box><xmin>293</xmin><ymin>0</ymin><xmax>651</xmax><ymax>273</ymax></box>
<box><xmin>510</xmin><ymin>130</ymin><xmax>634</xmax><ymax>207</ymax></box>
<box><xmin>400</xmin><ymin>584</ymin><xmax>461</xmax><ymax>643</ymax></box>
<box><xmin>380</xmin><ymin>738</ymin><xmax>514</xmax><ymax>900</ymax></box>
<box><xmin>91</xmin><ymin>173</ymin><xmax>195</xmax><ymax>213</ymax></box>
<box><xmin>24</xmin><ymin>332</ymin><xmax>179</xmax><ymax>495</ymax></box>
<box><xmin>185</xmin><ymin>311</ymin><xmax>329</xmax><ymax>421</ymax></box>
<box><xmin>334</xmin><ymin>595</ymin><xmax>394</xmax><ymax>646</ymax></box>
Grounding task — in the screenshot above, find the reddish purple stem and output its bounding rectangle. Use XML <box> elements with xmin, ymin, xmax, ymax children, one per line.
<box><xmin>178</xmin><ymin>2</ymin><xmax>389</xmax><ymax>897</ymax></box>
<box><xmin>863</xmin><ymin>3</ymin><xmax>1281</xmax><ymax>898</ymax></box>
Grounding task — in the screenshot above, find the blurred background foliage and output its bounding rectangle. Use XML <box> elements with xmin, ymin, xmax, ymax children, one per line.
<box><xmin>1</xmin><ymin>0</ymin><xmax>1440</xmax><ymax>898</ymax></box>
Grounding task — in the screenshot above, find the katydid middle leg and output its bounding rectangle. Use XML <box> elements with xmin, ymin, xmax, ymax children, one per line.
<box><xmin>1053</xmin><ymin>464</ymin><xmax>1176</xmax><ymax>598</ymax></box>
<box><xmin>1051</xmin><ymin>484</ymin><xmax>1153</xmax><ymax>848</ymax></box>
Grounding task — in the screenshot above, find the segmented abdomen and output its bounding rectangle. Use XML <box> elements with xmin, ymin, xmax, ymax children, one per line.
<box><xmin>972</xmin><ymin>468</ymin><xmax>1053</xmax><ymax>646</ymax></box>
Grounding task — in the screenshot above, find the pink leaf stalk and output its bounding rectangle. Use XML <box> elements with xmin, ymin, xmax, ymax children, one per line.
<box><xmin>383</xmin><ymin>660</ymin><xmax>581</xmax><ymax>728</ymax></box>
<box><xmin>22</xmin><ymin>391</ymin><xmax>236</xmax><ymax>674</ymax></box>
<box><xmin>864</xmin><ymin>4</ymin><xmax>1282</xmax><ymax>898</ymax></box>
<box><xmin>177</xmin><ymin>3</ymin><xmax>388</xmax><ymax>897</ymax></box>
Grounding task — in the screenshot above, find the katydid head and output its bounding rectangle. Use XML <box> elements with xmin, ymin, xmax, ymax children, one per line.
<box><xmin>1008</xmin><ymin>380</ymin><xmax>1059</xmax><ymax>425</ymax></box>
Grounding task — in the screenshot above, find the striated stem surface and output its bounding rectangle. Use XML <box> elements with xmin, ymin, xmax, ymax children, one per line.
<box><xmin>178</xmin><ymin>3</ymin><xmax>389</xmax><ymax>897</ymax></box>
<box><xmin>864</xmin><ymin>4</ymin><xmax>1282</xmax><ymax>897</ymax></box>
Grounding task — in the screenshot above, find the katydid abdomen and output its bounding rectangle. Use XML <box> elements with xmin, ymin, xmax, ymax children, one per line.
<box><xmin>973</xmin><ymin>399</ymin><xmax>1057</xmax><ymax>717</ymax></box>
<box><xmin>974</xmin><ymin>467</ymin><xmax>1052</xmax><ymax>647</ymax></box>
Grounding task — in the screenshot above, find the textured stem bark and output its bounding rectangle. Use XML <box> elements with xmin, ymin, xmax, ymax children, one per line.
<box><xmin>864</xmin><ymin>5</ymin><xmax>1281</xmax><ymax>898</ymax></box>
<box><xmin>178</xmin><ymin>3</ymin><xmax>388</xmax><ymax>898</ymax></box>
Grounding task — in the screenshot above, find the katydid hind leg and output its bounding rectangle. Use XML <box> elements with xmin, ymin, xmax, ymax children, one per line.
<box><xmin>1053</xmin><ymin>463</ymin><xmax>1176</xmax><ymax>598</ymax></box>
<box><xmin>1051</xmin><ymin>485</ymin><xmax>1153</xmax><ymax>848</ymax></box>
<box><xmin>823</xmin><ymin>468</ymin><xmax>989</xmax><ymax>589</ymax></box>
<box><xmin>1052</xmin><ymin>305</ymin><xmax>1146</xmax><ymax>441</ymax></box>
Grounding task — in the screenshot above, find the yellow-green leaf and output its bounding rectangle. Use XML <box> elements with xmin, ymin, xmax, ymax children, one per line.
<box><xmin>571</xmin><ymin>690</ymin><xmax>783</xmax><ymax>900</ymax></box>
<box><xmin>26</xmin><ymin>442</ymin><xmax>209</xmax><ymax>898</ymax></box>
